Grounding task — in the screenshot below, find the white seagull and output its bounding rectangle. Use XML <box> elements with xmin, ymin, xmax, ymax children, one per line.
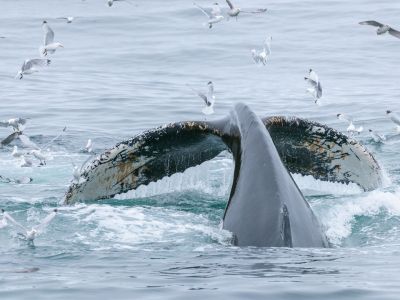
<box><xmin>72</xmin><ymin>164</ymin><xmax>81</xmax><ymax>183</ymax></box>
<box><xmin>29</xmin><ymin>149</ymin><xmax>47</xmax><ymax>165</ymax></box>
<box><xmin>20</xmin><ymin>156</ymin><xmax>33</xmax><ymax>168</ymax></box>
<box><xmin>40</xmin><ymin>21</ymin><xmax>64</xmax><ymax>57</ymax></box>
<box><xmin>0</xmin><ymin>175</ymin><xmax>32</xmax><ymax>184</ymax></box>
<box><xmin>337</xmin><ymin>113</ymin><xmax>363</xmax><ymax>135</ymax></box>
<box><xmin>188</xmin><ymin>81</ymin><xmax>216</xmax><ymax>115</ymax></box>
<box><xmin>108</xmin><ymin>0</ymin><xmax>131</xmax><ymax>7</ymax></box>
<box><xmin>368</xmin><ymin>129</ymin><xmax>386</xmax><ymax>143</ymax></box>
<box><xmin>359</xmin><ymin>21</ymin><xmax>400</xmax><ymax>39</ymax></box>
<box><xmin>57</xmin><ymin>17</ymin><xmax>75</xmax><ymax>23</ymax></box>
<box><xmin>85</xmin><ymin>139</ymin><xmax>93</xmax><ymax>153</ymax></box>
<box><xmin>251</xmin><ymin>36</ymin><xmax>271</xmax><ymax>65</ymax></box>
<box><xmin>1</xmin><ymin>209</ymin><xmax>58</xmax><ymax>242</ymax></box>
<box><xmin>11</xmin><ymin>146</ymin><xmax>23</xmax><ymax>158</ymax></box>
<box><xmin>0</xmin><ymin>118</ymin><xmax>28</xmax><ymax>132</ymax></box>
<box><xmin>194</xmin><ymin>2</ymin><xmax>224</xmax><ymax>29</ymax></box>
<box><xmin>304</xmin><ymin>69</ymin><xmax>322</xmax><ymax>104</ymax></box>
<box><xmin>386</xmin><ymin>110</ymin><xmax>400</xmax><ymax>132</ymax></box>
<box><xmin>226</xmin><ymin>0</ymin><xmax>267</xmax><ymax>20</ymax></box>
<box><xmin>16</xmin><ymin>58</ymin><xmax>51</xmax><ymax>79</ymax></box>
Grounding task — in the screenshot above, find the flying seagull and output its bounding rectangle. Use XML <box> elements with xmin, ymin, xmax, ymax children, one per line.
<box><xmin>386</xmin><ymin>110</ymin><xmax>400</xmax><ymax>132</ymax></box>
<box><xmin>16</xmin><ymin>58</ymin><xmax>51</xmax><ymax>79</ymax></box>
<box><xmin>40</xmin><ymin>21</ymin><xmax>64</xmax><ymax>56</ymax></box>
<box><xmin>0</xmin><ymin>118</ymin><xmax>28</xmax><ymax>131</ymax></box>
<box><xmin>57</xmin><ymin>17</ymin><xmax>75</xmax><ymax>23</ymax></box>
<box><xmin>225</xmin><ymin>0</ymin><xmax>267</xmax><ymax>20</ymax></box>
<box><xmin>85</xmin><ymin>139</ymin><xmax>93</xmax><ymax>153</ymax></box>
<box><xmin>304</xmin><ymin>69</ymin><xmax>322</xmax><ymax>104</ymax></box>
<box><xmin>251</xmin><ymin>36</ymin><xmax>271</xmax><ymax>65</ymax></box>
<box><xmin>1</xmin><ymin>209</ymin><xmax>58</xmax><ymax>242</ymax></box>
<box><xmin>194</xmin><ymin>2</ymin><xmax>224</xmax><ymax>29</ymax></box>
<box><xmin>188</xmin><ymin>81</ymin><xmax>216</xmax><ymax>115</ymax></box>
<box><xmin>337</xmin><ymin>113</ymin><xmax>363</xmax><ymax>135</ymax></box>
<box><xmin>108</xmin><ymin>0</ymin><xmax>132</xmax><ymax>7</ymax></box>
<box><xmin>359</xmin><ymin>21</ymin><xmax>400</xmax><ymax>39</ymax></box>
<box><xmin>368</xmin><ymin>129</ymin><xmax>386</xmax><ymax>143</ymax></box>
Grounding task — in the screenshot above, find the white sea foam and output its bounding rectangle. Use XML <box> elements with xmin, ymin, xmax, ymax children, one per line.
<box><xmin>321</xmin><ymin>189</ymin><xmax>400</xmax><ymax>245</ymax></box>
<box><xmin>115</xmin><ymin>153</ymin><xmax>234</xmax><ymax>199</ymax></box>
<box><xmin>68</xmin><ymin>204</ymin><xmax>231</xmax><ymax>249</ymax></box>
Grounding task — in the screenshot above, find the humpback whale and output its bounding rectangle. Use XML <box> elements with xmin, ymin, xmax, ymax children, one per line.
<box><xmin>64</xmin><ymin>103</ymin><xmax>382</xmax><ymax>247</ymax></box>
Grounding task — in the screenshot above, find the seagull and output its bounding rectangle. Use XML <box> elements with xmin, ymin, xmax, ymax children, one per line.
<box><xmin>225</xmin><ymin>0</ymin><xmax>267</xmax><ymax>20</ymax></box>
<box><xmin>226</xmin><ymin>0</ymin><xmax>241</xmax><ymax>18</ymax></box>
<box><xmin>43</xmin><ymin>126</ymin><xmax>67</xmax><ymax>150</ymax></box>
<box><xmin>0</xmin><ymin>175</ymin><xmax>32</xmax><ymax>184</ymax></box>
<box><xmin>188</xmin><ymin>81</ymin><xmax>216</xmax><ymax>115</ymax></box>
<box><xmin>57</xmin><ymin>17</ymin><xmax>75</xmax><ymax>23</ymax></box>
<box><xmin>1</xmin><ymin>209</ymin><xmax>58</xmax><ymax>242</ymax></box>
<box><xmin>108</xmin><ymin>0</ymin><xmax>131</xmax><ymax>7</ymax></box>
<box><xmin>16</xmin><ymin>58</ymin><xmax>51</xmax><ymax>79</ymax></box>
<box><xmin>20</xmin><ymin>156</ymin><xmax>33</xmax><ymax>168</ymax></box>
<box><xmin>40</xmin><ymin>21</ymin><xmax>64</xmax><ymax>57</ymax></box>
<box><xmin>72</xmin><ymin>165</ymin><xmax>81</xmax><ymax>183</ymax></box>
<box><xmin>337</xmin><ymin>113</ymin><xmax>363</xmax><ymax>135</ymax></box>
<box><xmin>386</xmin><ymin>110</ymin><xmax>400</xmax><ymax>132</ymax></box>
<box><xmin>29</xmin><ymin>149</ymin><xmax>47</xmax><ymax>165</ymax></box>
<box><xmin>359</xmin><ymin>21</ymin><xmax>400</xmax><ymax>39</ymax></box>
<box><xmin>85</xmin><ymin>139</ymin><xmax>93</xmax><ymax>153</ymax></box>
<box><xmin>0</xmin><ymin>118</ymin><xmax>28</xmax><ymax>132</ymax></box>
<box><xmin>304</xmin><ymin>69</ymin><xmax>322</xmax><ymax>104</ymax></box>
<box><xmin>369</xmin><ymin>129</ymin><xmax>386</xmax><ymax>143</ymax></box>
<box><xmin>251</xmin><ymin>36</ymin><xmax>271</xmax><ymax>65</ymax></box>
<box><xmin>194</xmin><ymin>2</ymin><xmax>224</xmax><ymax>29</ymax></box>
<box><xmin>11</xmin><ymin>146</ymin><xmax>23</xmax><ymax>158</ymax></box>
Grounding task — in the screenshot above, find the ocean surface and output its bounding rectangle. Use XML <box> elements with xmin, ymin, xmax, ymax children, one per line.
<box><xmin>1</xmin><ymin>0</ymin><xmax>400</xmax><ymax>299</ymax></box>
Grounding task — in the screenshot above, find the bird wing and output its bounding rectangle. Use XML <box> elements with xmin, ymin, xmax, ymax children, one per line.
<box><xmin>264</xmin><ymin>36</ymin><xmax>272</xmax><ymax>55</ymax></box>
<box><xmin>1</xmin><ymin>132</ymin><xmax>20</xmax><ymax>147</ymax></box>
<box><xmin>207</xmin><ymin>82</ymin><xmax>214</xmax><ymax>99</ymax></box>
<box><xmin>359</xmin><ymin>20</ymin><xmax>384</xmax><ymax>27</ymax></box>
<box><xmin>3</xmin><ymin>212</ymin><xmax>28</xmax><ymax>234</ymax></box>
<box><xmin>42</xmin><ymin>126</ymin><xmax>67</xmax><ymax>149</ymax></box>
<box><xmin>19</xmin><ymin>134</ymin><xmax>40</xmax><ymax>150</ymax></box>
<box><xmin>226</xmin><ymin>0</ymin><xmax>234</xmax><ymax>9</ymax></box>
<box><xmin>0</xmin><ymin>120</ymin><xmax>9</xmax><ymax>127</ymax></box>
<box><xmin>389</xmin><ymin>28</ymin><xmax>400</xmax><ymax>39</ymax></box>
<box><xmin>316</xmin><ymin>82</ymin><xmax>322</xmax><ymax>98</ymax></box>
<box><xmin>211</xmin><ymin>3</ymin><xmax>222</xmax><ymax>16</ymax></box>
<box><xmin>21</xmin><ymin>60</ymin><xmax>29</xmax><ymax>72</ymax></box>
<box><xmin>391</xmin><ymin>114</ymin><xmax>400</xmax><ymax>126</ymax></box>
<box><xmin>187</xmin><ymin>84</ymin><xmax>209</xmax><ymax>105</ymax></box>
<box><xmin>0</xmin><ymin>217</ymin><xmax>7</xmax><ymax>229</ymax></box>
<box><xmin>42</xmin><ymin>22</ymin><xmax>54</xmax><ymax>45</ymax></box>
<box><xmin>242</xmin><ymin>8</ymin><xmax>267</xmax><ymax>14</ymax></box>
<box><xmin>33</xmin><ymin>211</ymin><xmax>57</xmax><ymax>234</ymax></box>
<box><xmin>309</xmin><ymin>70</ymin><xmax>319</xmax><ymax>83</ymax></box>
<box><xmin>30</xmin><ymin>58</ymin><xmax>50</xmax><ymax>68</ymax></box>
<box><xmin>193</xmin><ymin>3</ymin><xmax>210</xmax><ymax>18</ymax></box>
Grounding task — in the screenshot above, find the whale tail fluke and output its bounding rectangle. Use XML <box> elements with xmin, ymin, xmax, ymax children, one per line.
<box><xmin>64</xmin><ymin>104</ymin><xmax>382</xmax><ymax>204</ymax></box>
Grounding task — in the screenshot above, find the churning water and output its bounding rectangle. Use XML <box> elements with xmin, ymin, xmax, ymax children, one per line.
<box><xmin>1</xmin><ymin>0</ymin><xmax>400</xmax><ymax>299</ymax></box>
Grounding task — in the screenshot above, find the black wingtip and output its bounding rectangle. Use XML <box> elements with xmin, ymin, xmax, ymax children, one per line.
<box><xmin>43</xmin><ymin>20</ymin><xmax>47</xmax><ymax>24</ymax></box>
<box><xmin>54</xmin><ymin>208</ymin><xmax>58</xmax><ymax>213</ymax></box>
<box><xmin>386</xmin><ymin>110</ymin><xmax>391</xmax><ymax>114</ymax></box>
